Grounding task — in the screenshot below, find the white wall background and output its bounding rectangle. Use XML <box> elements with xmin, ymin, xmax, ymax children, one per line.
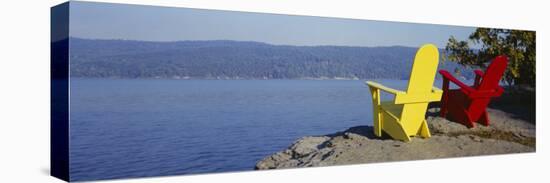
<box><xmin>0</xmin><ymin>0</ymin><xmax>547</xmax><ymax>182</ymax></box>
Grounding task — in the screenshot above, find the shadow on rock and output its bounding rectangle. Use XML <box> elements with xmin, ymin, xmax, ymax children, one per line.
<box><xmin>489</xmin><ymin>88</ymin><xmax>535</xmax><ymax>124</ymax></box>
<box><xmin>324</xmin><ymin>125</ymin><xmax>393</xmax><ymax>140</ymax></box>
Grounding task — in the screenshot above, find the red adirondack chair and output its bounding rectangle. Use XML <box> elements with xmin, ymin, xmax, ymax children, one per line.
<box><xmin>439</xmin><ymin>55</ymin><xmax>508</xmax><ymax>128</ymax></box>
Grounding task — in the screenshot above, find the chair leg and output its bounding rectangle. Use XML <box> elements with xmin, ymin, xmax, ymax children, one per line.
<box><xmin>373</xmin><ymin>109</ymin><xmax>382</xmax><ymax>137</ymax></box>
<box><xmin>370</xmin><ymin>87</ymin><xmax>382</xmax><ymax>137</ymax></box>
<box><xmin>448</xmin><ymin>105</ymin><xmax>475</xmax><ymax>128</ymax></box>
<box><xmin>419</xmin><ymin>119</ymin><xmax>431</xmax><ymax>138</ymax></box>
<box><xmin>381</xmin><ymin>112</ymin><xmax>410</xmax><ymax>142</ymax></box>
<box><xmin>478</xmin><ymin>109</ymin><xmax>490</xmax><ymax>126</ymax></box>
<box><xmin>461</xmin><ymin>110</ymin><xmax>475</xmax><ymax>128</ymax></box>
<box><xmin>439</xmin><ymin>79</ymin><xmax>450</xmax><ymax>117</ymax></box>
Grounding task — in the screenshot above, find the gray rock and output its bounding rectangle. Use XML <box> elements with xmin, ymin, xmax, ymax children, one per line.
<box><xmin>290</xmin><ymin>136</ymin><xmax>330</xmax><ymax>158</ymax></box>
<box><xmin>255</xmin><ymin>108</ymin><xmax>535</xmax><ymax>170</ymax></box>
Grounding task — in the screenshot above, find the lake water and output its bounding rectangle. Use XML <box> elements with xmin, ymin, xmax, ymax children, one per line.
<box><xmin>69</xmin><ymin>79</ymin><xmax>435</xmax><ymax>181</ymax></box>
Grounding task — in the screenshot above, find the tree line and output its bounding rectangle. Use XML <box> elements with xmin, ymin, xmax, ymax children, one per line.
<box><xmin>69</xmin><ymin>38</ymin><xmax>471</xmax><ymax>80</ymax></box>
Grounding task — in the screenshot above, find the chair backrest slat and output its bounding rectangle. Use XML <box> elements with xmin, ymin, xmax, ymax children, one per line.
<box><xmin>400</xmin><ymin>44</ymin><xmax>440</xmax><ymax>123</ymax></box>
<box><xmin>406</xmin><ymin>44</ymin><xmax>440</xmax><ymax>94</ymax></box>
<box><xmin>478</xmin><ymin>56</ymin><xmax>508</xmax><ymax>91</ymax></box>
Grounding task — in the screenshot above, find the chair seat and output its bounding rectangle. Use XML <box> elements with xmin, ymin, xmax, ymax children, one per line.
<box><xmin>380</xmin><ymin>101</ymin><xmax>403</xmax><ymax>120</ymax></box>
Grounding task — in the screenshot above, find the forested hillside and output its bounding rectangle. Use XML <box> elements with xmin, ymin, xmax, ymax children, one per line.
<box><xmin>68</xmin><ymin>38</ymin><xmax>472</xmax><ymax>80</ymax></box>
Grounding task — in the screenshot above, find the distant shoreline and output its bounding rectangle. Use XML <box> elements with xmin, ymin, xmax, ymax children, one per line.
<box><xmin>68</xmin><ymin>38</ymin><xmax>476</xmax><ymax>80</ymax></box>
<box><xmin>68</xmin><ymin>77</ymin><xmax>404</xmax><ymax>81</ymax></box>
<box><xmin>65</xmin><ymin>77</ymin><xmax>464</xmax><ymax>82</ymax></box>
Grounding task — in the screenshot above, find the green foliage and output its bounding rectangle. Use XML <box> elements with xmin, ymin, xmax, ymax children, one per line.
<box><xmin>445</xmin><ymin>28</ymin><xmax>535</xmax><ymax>87</ymax></box>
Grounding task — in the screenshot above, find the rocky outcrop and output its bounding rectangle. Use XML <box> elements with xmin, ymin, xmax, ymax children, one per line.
<box><xmin>255</xmin><ymin>108</ymin><xmax>535</xmax><ymax>170</ymax></box>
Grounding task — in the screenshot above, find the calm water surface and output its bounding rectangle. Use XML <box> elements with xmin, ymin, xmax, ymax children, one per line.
<box><xmin>69</xmin><ymin>79</ymin><xmax>432</xmax><ymax>181</ymax></box>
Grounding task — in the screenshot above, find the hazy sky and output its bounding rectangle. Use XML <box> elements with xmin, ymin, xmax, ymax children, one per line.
<box><xmin>69</xmin><ymin>1</ymin><xmax>476</xmax><ymax>47</ymax></box>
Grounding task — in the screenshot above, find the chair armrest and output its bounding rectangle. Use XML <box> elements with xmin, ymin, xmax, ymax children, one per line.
<box><xmin>439</xmin><ymin>70</ymin><xmax>475</xmax><ymax>94</ymax></box>
<box><xmin>366</xmin><ymin>81</ymin><xmax>442</xmax><ymax>104</ymax></box>
<box><xmin>474</xmin><ymin>70</ymin><xmax>484</xmax><ymax>77</ymax></box>
<box><xmin>469</xmin><ymin>86</ymin><xmax>505</xmax><ymax>98</ymax></box>
<box><xmin>432</xmin><ymin>86</ymin><xmax>443</xmax><ymax>94</ymax></box>
<box><xmin>365</xmin><ymin>81</ymin><xmax>406</xmax><ymax>95</ymax></box>
<box><xmin>394</xmin><ymin>87</ymin><xmax>442</xmax><ymax>104</ymax></box>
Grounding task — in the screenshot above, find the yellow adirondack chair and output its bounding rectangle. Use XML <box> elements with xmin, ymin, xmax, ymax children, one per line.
<box><xmin>366</xmin><ymin>44</ymin><xmax>442</xmax><ymax>142</ymax></box>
